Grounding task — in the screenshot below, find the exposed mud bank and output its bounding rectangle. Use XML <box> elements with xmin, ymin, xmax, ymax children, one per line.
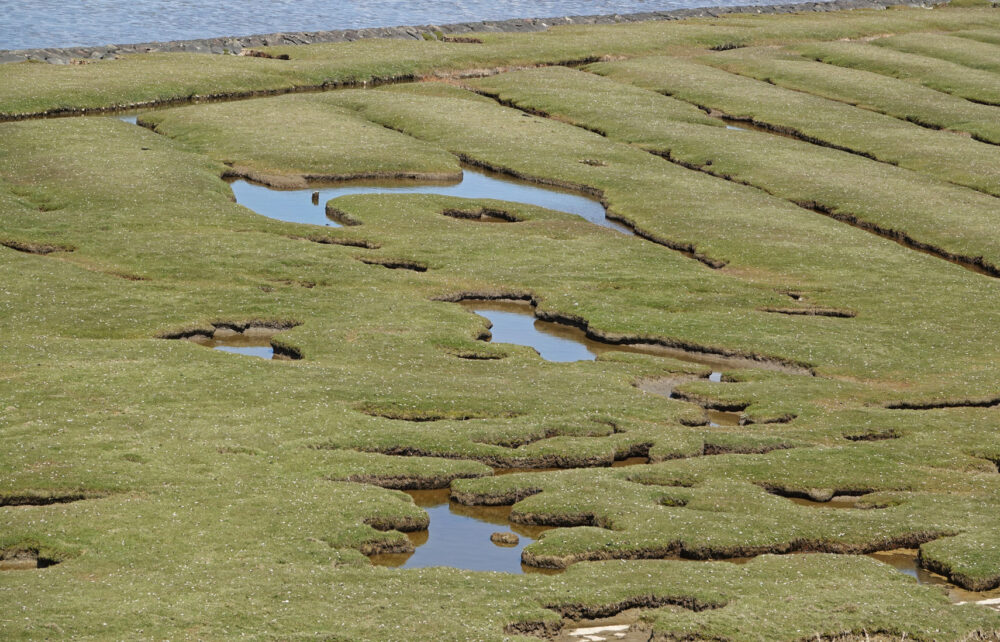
<box><xmin>922</xmin><ymin>554</ymin><xmax>1000</xmax><ymax>593</ymax></box>
<box><xmin>159</xmin><ymin>320</ymin><xmax>303</xmax><ymax>359</ymax></box>
<box><xmin>452</xmin><ymin>485</ymin><xmax>545</xmax><ymax>507</ymax></box>
<box><xmin>0</xmin><ymin>548</ymin><xmax>60</xmax><ymax>571</ymax></box>
<box><xmin>357</xmin><ymin>537</ymin><xmax>416</xmax><ymax>556</ymax></box>
<box><xmin>504</xmin><ymin>620</ymin><xmax>563</xmax><ymax>638</ymax></box>
<box><xmin>326</xmin><ymin>442</ymin><xmax>626</xmax><ymax>471</ymax></box>
<box><xmin>356</xmin><ymin>406</ymin><xmax>515</xmax><ymax>422</ymax></box>
<box><xmin>158</xmin><ymin>319</ymin><xmax>301</xmax><ymax>340</ymax></box>
<box><xmin>363</xmin><ymin>514</ymin><xmax>430</xmax><ymax>534</ymax></box>
<box><xmin>748</xmin><ymin>413</ymin><xmax>797</xmax><ymax>425</ymax></box>
<box><xmin>356</xmin><ymin>256</ymin><xmax>428</xmax><ymax>272</ymax></box>
<box><xmin>440</xmin><ymin>345</ymin><xmax>507</xmax><ymax>360</ymax></box>
<box><xmin>0</xmin><ymin>490</ymin><xmax>97</xmax><ymax>506</ymax></box>
<box><xmin>702</xmin><ymin>440</ymin><xmax>792</xmax><ymax>456</ymax></box>
<box><xmin>759</xmin><ymin>484</ymin><xmax>879</xmax><ymax>503</ymax></box>
<box><xmin>220</xmin><ymin>164</ymin><xmax>462</xmax><ymax>191</ymax></box>
<box><xmin>0</xmin><ymin>239</ymin><xmax>75</xmax><ymax>255</ymax></box>
<box><xmin>442</xmin><ymin>206</ymin><xmax>522</xmax><ymax>222</ymax></box>
<box><xmin>885</xmin><ymin>396</ymin><xmax>1000</xmax><ymax>410</ymax></box>
<box><xmin>670</xmin><ymin>390</ymin><xmax>748</xmax><ymax>413</ymax></box>
<box><xmin>548</xmin><ymin>594</ymin><xmax>723</xmax><ymax>621</ymax></box>
<box><xmin>511</xmin><ymin>510</ymin><xmax>614</xmax><ymax>529</ymax></box>
<box><xmin>292</xmin><ymin>232</ymin><xmax>380</xmax><ymax>249</ymax></box>
<box><xmin>439</xmin><ymin>292</ymin><xmax>815</xmax><ymax>375</ymax></box>
<box><xmin>844</xmin><ymin>429</ymin><xmax>901</xmax><ymax>441</ymax></box>
<box><xmin>762</xmin><ymin>306</ymin><xmax>857</xmax><ymax>318</ymax></box>
<box><xmin>333</xmin><ymin>470</ymin><xmax>489</xmax><ymax>490</ymax></box>
<box><xmin>521</xmin><ymin>531</ymin><xmax>953</xmax><ymax>569</ymax></box>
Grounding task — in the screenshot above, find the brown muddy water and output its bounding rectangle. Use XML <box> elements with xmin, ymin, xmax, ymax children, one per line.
<box><xmin>871</xmin><ymin>549</ymin><xmax>1000</xmax><ymax>603</ymax></box>
<box><xmin>369</xmin><ymin>489</ymin><xmax>555</xmax><ymax>574</ymax></box>
<box><xmin>706</xmin><ymin>409</ymin><xmax>741</xmax><ymax>427</ymax></box>
<box><xmin>228</xmin><ymin>165</ymin><xmax>630</xmax><ymax>232</ymax></box>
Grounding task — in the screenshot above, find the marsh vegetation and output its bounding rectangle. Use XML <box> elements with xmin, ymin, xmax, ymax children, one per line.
<box><xmin>3</xmin><ymin>2</ymin><xmax>1000</xmax><ymax>639</ymax></box>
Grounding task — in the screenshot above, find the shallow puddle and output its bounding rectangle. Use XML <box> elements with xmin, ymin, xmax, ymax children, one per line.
<box><xmin>117</xmin><ymin>115</ymin><xmax>139</xmax><ymax>124</ymax></box>
<box><xmin>461</xmin><ymin>300</ymin><xmax>760</xmax><ymax>370</ymax></box>
<box><xmin>183</xmin><ymin>326</ymin><xmax>289</xmax><ymax>360</ymax></box>
<box><xmin>229</xmin><ymin>165</ymin><xmax>628</xmax><ymax>232</ymax></box>
<box><xmin>370</xmin><ymin>488</ymin><xmax>554</xmax><ymax>574</ymax></box>
<box><xmin>189</xmin><ymin>335</ymin><xmax>275</xmax><ymax>359</ymax></box>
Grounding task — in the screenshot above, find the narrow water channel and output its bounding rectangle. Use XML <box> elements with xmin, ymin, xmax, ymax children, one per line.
<box><xmin>228</xmin><ymin>166</ymin><xmax>630</xmax><ymax>232</ymax></box>
<box><xmin>369</xmin><ymin>489</ymin><xmax>553</xmax><ymax>574</ymax></box>
<box><xmin>459</xmin><ymin>299</ymin><xmax>754</xmax><ymax>373</ymax></box>
<box><xmin>869</xmin><ymin>549</ymin><xmax>1000</xmax><ymax>603</ymax></box>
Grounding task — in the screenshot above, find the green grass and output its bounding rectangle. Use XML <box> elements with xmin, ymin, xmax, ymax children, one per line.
<box><xmin>591</xmin><ymin>54</ymin><xmax>1000</xmax><ymax>193</ymax></box>
<box><xmin>796</xmin><ymin>40</ymin><xmax>1000</xmax><ymax>106</ymax></box>
<box><xmin>954</xmin><ymin>28</ymin><xmax>1000</xmax><ymax>46</ymax></box>
<box><xmin>707</xmin><ymin>44</ymin><xmax>1000</xmax><ymax>146</ymax></box>
<box><xmin>141</xmin><ymin>96</ymin><xmax>461</xmax><ymax>185</ymax></box>
<box><xmin>872</xmin><ymin>32</ymin><xmax>1000</xmax><ymax>74</ymax></box>
<box><xmin>468</xmin><ymin>65</ymin><xmax>1000</xmax><ymax>269</ymax></box>
<box><xmin>0</xmin><ymin>6</ymin><xmax>999</xmax><ymax>117</ymax></box>
<box><xmin>4</xmin><ymin>6</ymin><xmax>1000</xmax><ymax>640</ymax></box>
